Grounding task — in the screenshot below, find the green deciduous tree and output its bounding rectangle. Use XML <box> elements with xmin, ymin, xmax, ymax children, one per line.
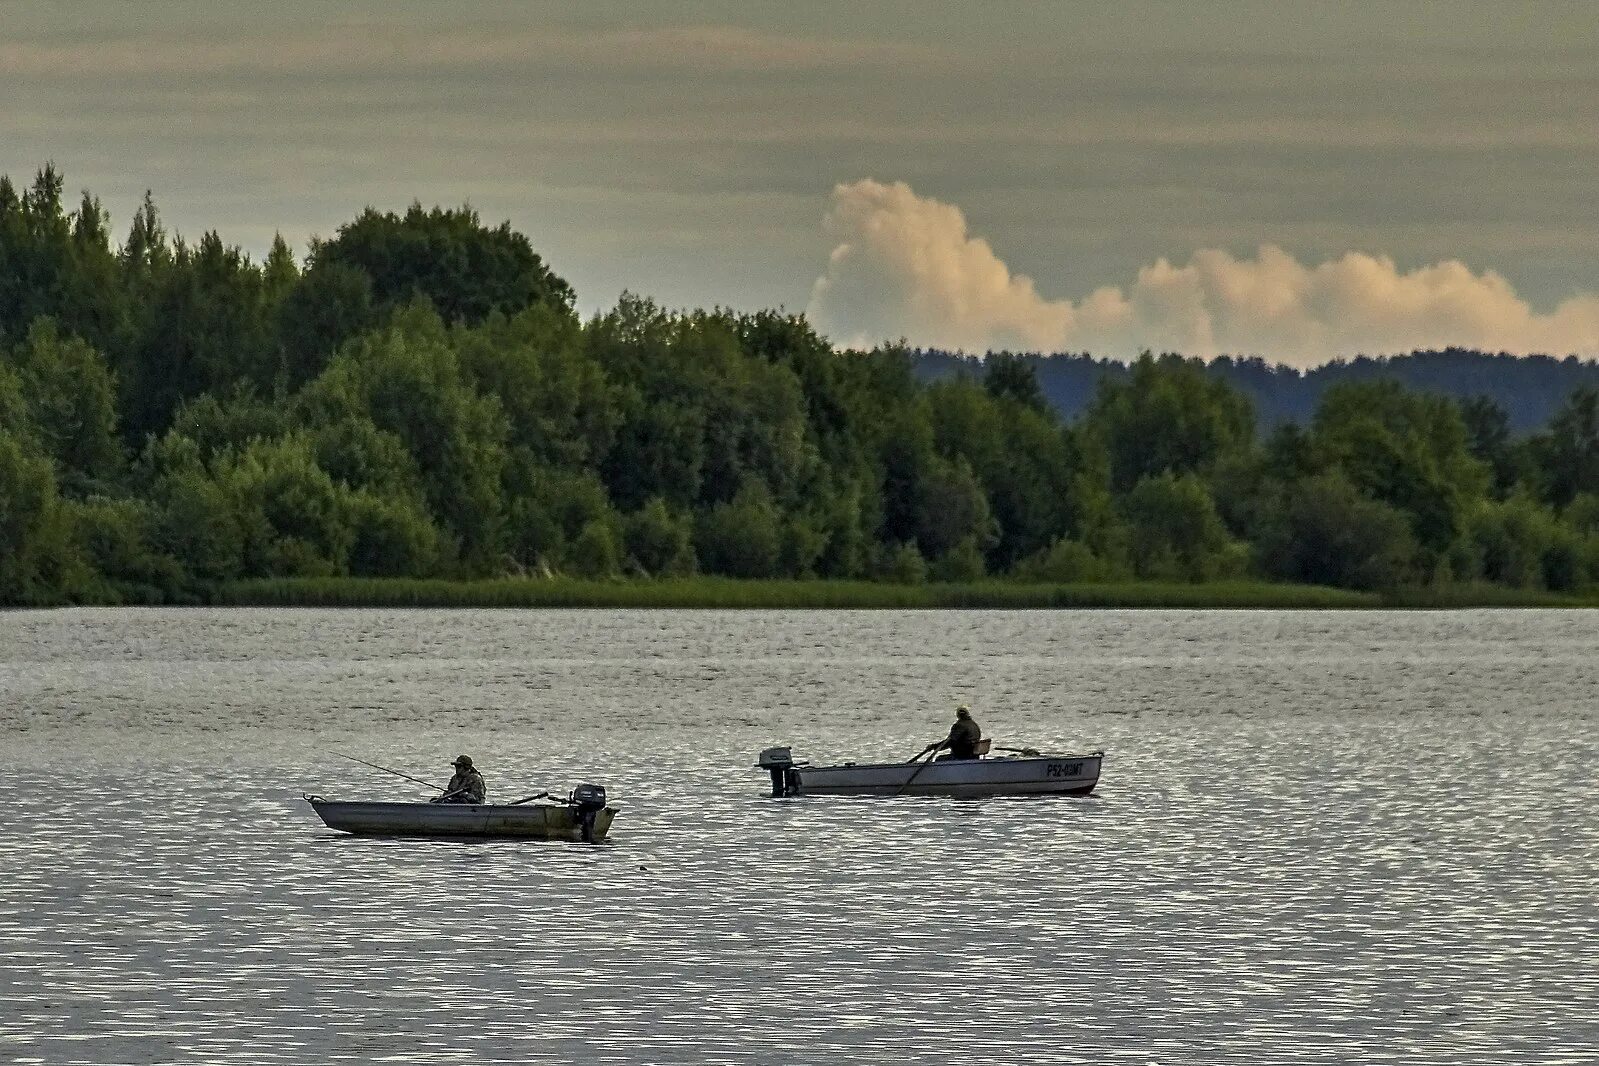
<box><xmin>623</xmin><ymin>497</ymin><xmax>694</xmax><ymax>576</ymax></box>
<box><xmin>67</xmin><ymin>497</ymin><xmax>185</xmax><ymax>603</ymax></box>
<box><xmin>1118</xmin><ymin>472</ymin><xmax>1239</xmax><ymax>581</ymax></box>
<box><xmin>695</xmin><ymin>483</ymin><xmax>783</xmax><ymax>578</ymax></box>
<box><xmin>1464</xmin><ymin>495</ymin><xmax>1581</xmax><ymax>591</ymax></box>
<box><xmin>568</xmin><ymin>516</ymin><xmax>623</xmax><ymax>578</ymax></box>
<box><xmin>1084</xmin><ymin>353</ymin><xmax>1255</xmax><ymax>492</ymax></box>
<box><xmin>1531</xmin><ymin>386</ymin><xmax>1599</xmax><ymax>508</ymax></box>
<box><xmin>0</xmin><ymin>429</ymin><xmax>72</xmax><ymax>602</ymax></box>
<box><xmin>298</xmin><ymin>307</ymin><xmax>508</xmax><ymax>570</ymax></box>
<box><xmin>7</xmin><ymin>319</ymin><xmax>123</xmax><ymax>493</ymax></box>
<box><xmin>1311</xmin><ymin>380</ymin><xmax>1487</xmax><ymax>571</ymax></box>
<box><xmin>1256</xmin><ymin>473</ymin><xmax>1418</xmax><ymax>590</ymax></box>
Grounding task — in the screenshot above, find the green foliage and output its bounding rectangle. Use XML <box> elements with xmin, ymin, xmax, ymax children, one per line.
<box><xmin>8</xmin><ymin>319</ymin><xmax>123</xmax><ymax>492</ymax></box>
<box><xmin>1464</xmin><ymin>495</ymin><xmax>1587</xmax><ymax>591</ymax></box>
<box><xmin>120</xmin><ymin>230</ymin><xmax>285</xmax><ymax>442</ymax></box>
<box><xmin>67</xmin><ymin>496</ymin><xmax>185</xmax><ymax>603</ymax></box>
<box><xmin>1085</xmin><ymin>353</ymin><xmax>1254</xmax><ymax>492</ymax></box>
<box><xmin>459</xmin><ymin>306</ymin><xmax>616</xmax><ymax>470</ymax></box>
<box><xmin>1532</xmin><ymin>386</ymin><xmax>1599</xmax><ymax>508</ymax></box>
<box><xmin>1565</xmin><ymin>493</ymin><xmax>1599</xmax><ymax>536</ymax></box>
<box><xmin>1310</xmin><ymin>380</ymin><xmax>1487</xmax><ymax>567</ymax></box>
<box><xmin>1013</xmin><ymin>538</ymin><xmax>1126</xmax><ymax>583</ymax></box>
<box><xmin>1118</xmin><ymin>472</ymin><xmax>1240</xmax><ymax>582</ymax></box>
<box><xmin>927</xmin><ymin>376</ymin><xmax>1084</xmax><ymax>567</ymax></box>
<box><xmin>982</xmin><ymin>353</ymin><xmax>1049</xmax><ymax>412</ymax></box>
<box><xmin>307</xmin><ymin>415</ymin><xmax>422</xmax><ymax>501</ymax></box>
<box><xmin>316</xmin><ymin>203</ymin><xmax>574</xmax><ymax>324</ymax></box>
<box><xmin>299</xmin><ymin>307</ymin><xmax>508</xmax><ymax>570</ymax></box>
<box><xmin>3</xmin><ymin>165</ymin><xmax>1595</xmax><ymax>604</ymax></box>
<box><xmin>568</xmin><ymin>517</ymin><xmax>623</xmax><ymax>578</ymax></box>
<box><xmin>876</xmin><ymin>541</ymin><xmax>929</xmax><ymax>584</ymax></box>
<box><xmin>0</xmin><ymin>167</ymin><xmax>127</xmax><ymax>355</ymax></box>
<box><xmin>0</xmin><ymin>429</ymin><xmax>73</xmax><ymax>602</ymax></box>
<box><xmin>1460</xmin><ymin>395</ymin><xmax>1520</xmax><ymax>498</ymax></box>
<box><xmin>591</xmin><ymin>299</ymin><xmax>819</xmax><ymax>513</ymax></box>
<box><xmin>914</xmin><ymin>456</ymin><xmax>995</xmax><ymax>561</ymax></box>
<box><xmin>695</xmin><ymin>483</ymin><xmax>783</xmax><ymax>579</ymax></box>
<box><xmin>1255</xmin><ymin>473</ymin><xmax>1418</xmax><ymax>591</ymax></box>
<box><xmin>147</xmin><ymin>444</ymin><xmax>248</xmax><ymax>584</ymax></box>
<box><xmin>277</xmin><ymin>259</ymin><xmax>374</xmax><ymax>385</ymax></box>
<box><xmin>345</xmin><ymin>490</ymin><xmax>446</xmax><ymax>578</ymax></box>
<box><xmin>502</xmin><ymin>468</ymin><xmax>612</xmax><ymax>573</ymax></box>
<box><xmin>169</xmin><ymin>387</ymin><xmax>292</xmax><ymax>462</ymax></box>
<box><xmin>928</xmin><ymin>535</ymin><xmax>987</xmax><ymax>583</ymax></box>
<box><xmin>623</xmin><ymin>498</ymin><xmax>694</xmax><ymax>576</ymax></box>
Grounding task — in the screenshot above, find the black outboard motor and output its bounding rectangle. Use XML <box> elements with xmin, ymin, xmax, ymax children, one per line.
<box><xmin>756</xmin><ymin>746</ymin><xmax>801</xmax><ymax>797</ymax></box>
<box><xmin>568</xmin><ymin>784</ymin><xmax>608</xmax><ymax>844</ymax></box>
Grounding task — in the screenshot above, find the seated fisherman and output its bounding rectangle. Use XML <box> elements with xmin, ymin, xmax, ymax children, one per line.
<box><xmin>922</xmin><ymin>705</ymin><xmax>982</xmax><ymax>761</ymax></box>
<box><xmin>433</xmin><ymin>754</ymin><xmax>486</xmax><ymax>804</ymax></box>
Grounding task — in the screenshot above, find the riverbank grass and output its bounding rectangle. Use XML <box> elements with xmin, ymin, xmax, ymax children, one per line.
<box><xmin>211</xmin><ymin>576</ymin><xmax>1391</xmax><ymax>609</ymax></box>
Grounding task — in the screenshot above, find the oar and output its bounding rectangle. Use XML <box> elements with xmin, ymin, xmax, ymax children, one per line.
<box><xmin>507</xmin><ymin>791</ymin><xmax>551</xmax><ymax>806</ymax></box>
<box><xmin>894</xmin><ymin>747</ymin><xmax>940</xmax><ymax>798</ymax></box>
<box><xmin>332</xmin><ymin>751</ymin><xmax>446</xmax><ymax>793</ymax></box>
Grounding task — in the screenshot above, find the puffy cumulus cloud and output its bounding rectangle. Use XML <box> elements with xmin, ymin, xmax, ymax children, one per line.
<box><xmin>807</xmin><ymin>179</ymin><xmax>1073</xmax><ymax>353</ymax></box>
<box><xmin>806</xmin><ymin>180</ymin><xmax>1599</xmax><ymax>366</ymax></box>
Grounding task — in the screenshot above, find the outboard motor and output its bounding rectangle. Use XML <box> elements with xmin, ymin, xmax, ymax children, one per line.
<box><xmin>756</xmin><ymin>746</ymin><xmax>801</xmax><ymax>797</ymax></box>
<box><xmin>568</xmin><ymin>784</ymin><xmax>608</xmax><ymax>844</ymax></box>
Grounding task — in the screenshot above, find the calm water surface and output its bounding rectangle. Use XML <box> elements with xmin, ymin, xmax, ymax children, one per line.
<box><xmin>0</xmin><ymin>608</ymin><xmax>1595</xmax><ymax>1064</ymax></box>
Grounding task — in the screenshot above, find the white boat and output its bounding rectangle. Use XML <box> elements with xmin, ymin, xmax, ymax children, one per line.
<box><xmin>756</xmin><ymin>744</ymin><xmax>1102</xmax><ymax>798</ymax></box>
<box><xmin>305</xmin><ymin>786</ymin><xmax>615</xmax><ymax>843</ymax></box>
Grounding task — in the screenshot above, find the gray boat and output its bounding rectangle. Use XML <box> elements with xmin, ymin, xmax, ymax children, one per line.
<box><xmin>306</xmin><ymin>785</ymin><xmax>616</xmax><ymax>843</ymax></box>
<box><xmin>756</xmin><ymin>743</ymin><xmax>1102</xmax><ymax>798</ymax></box>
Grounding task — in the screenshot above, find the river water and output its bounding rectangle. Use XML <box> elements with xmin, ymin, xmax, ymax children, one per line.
<box><xmin>0</xmin><ymin>608</ymin><xmax>1594</xmax><ymax>1064</ymax></box>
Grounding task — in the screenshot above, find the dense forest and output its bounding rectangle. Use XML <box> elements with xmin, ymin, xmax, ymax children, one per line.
<box><xmin>3</xmin><ymin>166</ymin><xmax>1598</xmax><ymax>605</ymax></box>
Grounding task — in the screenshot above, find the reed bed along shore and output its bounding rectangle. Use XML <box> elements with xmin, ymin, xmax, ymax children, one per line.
<box><xmin>210</xmin><ymin>576</ymin><xmax>1391</xmax><ymax>609</ymax></box>
<box><xmin>204</xmin><ymin>576</ymin><xmax>1599</xmax><ymax>610</ymax></box>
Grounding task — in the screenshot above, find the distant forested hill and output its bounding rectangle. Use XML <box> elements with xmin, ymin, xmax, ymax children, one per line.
<box><xmin>913</xmin><ymin>349</ymin><xmax>1599</xmax><ymax>434</ymax></box>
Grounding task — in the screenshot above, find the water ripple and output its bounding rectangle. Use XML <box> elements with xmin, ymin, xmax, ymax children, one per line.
<box><xmin>0</xmin><ymin>608</ymin><xmax>1595</xmax><ymax>1064</ymax></box>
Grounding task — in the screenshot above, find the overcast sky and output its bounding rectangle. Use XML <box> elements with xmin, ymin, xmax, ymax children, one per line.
<box><xmin>4</xmin><ymin>2</ymin><xmax>1598</xmax><ymax>364</ymax></box>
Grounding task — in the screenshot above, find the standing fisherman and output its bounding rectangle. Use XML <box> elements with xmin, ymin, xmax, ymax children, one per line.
<box><xmin>922</xmin><ymin>705</ymin><xmax>983</xmax><ymax>761</ymax></box>
<box><xmin>433</xmin><ymin>755</ymin><xmax>487</xmax><ymax>803</ymax></box>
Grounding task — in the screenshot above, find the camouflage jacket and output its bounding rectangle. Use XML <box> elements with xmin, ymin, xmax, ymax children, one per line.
<box><xmin>443</xmin><ymin>768</ymin><xmax>486</xmax><ymax>803</ymax></box>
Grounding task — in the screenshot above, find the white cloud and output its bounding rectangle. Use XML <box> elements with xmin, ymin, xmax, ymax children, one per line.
<box><xmin>806</xmin><ymin>179</ymin><xmax>1599</xmax><ymax>366</ymax></box>
<box><xmin>806</xmin><ymin>179</ymin><xmax>1072</xmax><ymax>352</ymax></box>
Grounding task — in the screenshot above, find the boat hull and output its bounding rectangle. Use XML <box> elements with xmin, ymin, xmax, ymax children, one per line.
<box><xmin>793</xmin><ymin>753</ymin><xmax>1101</xmax><ymax>798</ymax></box>
<box><xmin>307</xmin><ymin>798</ymin><xmax>616</xmax><ymax>842</ymax></box>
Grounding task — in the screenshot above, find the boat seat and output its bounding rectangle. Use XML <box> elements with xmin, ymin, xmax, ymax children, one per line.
<box><xmin>975</xmin><ymin>739</ymin><xmax>991</xmax><ymax>756</ymax></box>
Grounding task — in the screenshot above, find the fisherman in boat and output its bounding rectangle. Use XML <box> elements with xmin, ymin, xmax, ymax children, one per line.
<box><xmin>923</xmin><ymin>705</ymin><xmax>982</xmax><ymax>761</ymax></box>
<box><xmin>432</xmin><ymin>755</ymin><xmax>487</xmax><ymax>804</ymax></box>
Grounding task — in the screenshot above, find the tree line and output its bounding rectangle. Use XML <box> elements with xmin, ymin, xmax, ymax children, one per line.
<box><xmin>915</xmin><ymin>348</ymin><xmax>1599</xmax><ymax>434</ymax></box>
<box><xmin>3</xmin><ymin>166</ymin><xmax>1597</xmax><ymax>604</ymax></box>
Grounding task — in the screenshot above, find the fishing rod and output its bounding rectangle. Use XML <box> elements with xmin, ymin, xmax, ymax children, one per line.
<box><xmin>331</xmin><ymin>751</ymin><xmax>445</xmax><ymax>793</ymax></box>
<box><xmin>893</xmin><ymin>747</ymin><xmax>940</xmax><ymax>797</ymax></box>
